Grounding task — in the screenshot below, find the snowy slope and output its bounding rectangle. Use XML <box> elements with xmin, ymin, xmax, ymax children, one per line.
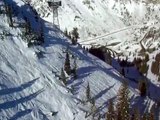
<box><xmin>30</xmin><ymin>0</ymin><xmax>160</xmax><ymax>82</ymax></box>
<box><xmin>29</xmin><ymin>0</ymin><xmax>160</xmax><ymax>40</ymax></box>
<box><xmin>0</xmin><ymin>0</ymin><xmax>140</xmax><ymax>120</ymax></box>
<box><xmin>29</xmin><ymin>0</ymin><xmax>160</xmax><ymax>70</ymax></box>
<box><xmin>0</xmin><ymin>0</ymin><xmax>158</xmax><ymax>119</ymax></box>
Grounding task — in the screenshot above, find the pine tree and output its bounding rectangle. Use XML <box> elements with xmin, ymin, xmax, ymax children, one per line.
<box><xmin>91</xmin><ymin>98</ymin><xmax>97</xmax><ymax>117</ymax></box>
<box><xmin>7</xmin><ymin>5</ymin><xmax>13</xmax><ymax>27</ymax></box>
<box><xmin>105</xmin><ymin>51</ymin><xmax>112</xmax><ymax>65</ymax></box>
<box><xmin>144</xmin><ymin>53</ymin><xmax>149</xmax><ymax>62</ymax></box>
<box><xmin>4</xmin><ymin>0</ymin><xmax>7</xmax><ymax>13</ymax></box>
<box><xmin>68</xmin><ymin>32</ymin><xmax>72</xmax><ymax>39</ymax></box>
<box><xmin>24</xmin><ymin>17</ymin><xmax>31</xmax><ymax>35</ymax></box>
<box><xmin>72</xmin><ymin>58</ymin><xmax>77</xmax><ymax>79</ymax></box>
<box><xmin>86</xmin><ymin>82</ymin><xmax>91</xmax><ymax>101</ymax></box>
<box><xmin>116</xmin><ymin>81</ymin><xmax>130</xmax><ymax>120</ymax></box>
<box><xmin>131</xmin><ymin>108</ymin><xmax>140</xmax><ymax>120</ymax></box>
<box><xmin>64</xmin><ymin>28</ymin><xmax>68</xmax><ymax>37</ymax></box>
<box><xmin>142</xmin><ymin>113</ymin><xmax>148</xmax><ymax>120</ymax></box>
<box><xmin>71</xmin><ymin>27</ymin><xmax>79</xmax><ymax>45</ymax></box>
<box><xmin>149</xmin><ymin>110</ymin><xmax>154</xmax><ymax>120</ymax></box>
<box><xmin>97</xmin><ymin>114</ymin><xmax>101</xmax><ymax>120</ymax></box>
<box><xmin>121</xmin><ymin>67</ymin><xmax>125</xmax><ymax>77</ymax></box>
<box><xmin>106</xmin><ymin>99</ymin><xmax>114</xmax><ymax>120</ymax></box>
<box><xmin>64</xmin><ymin>52</ymin><xmax>71</xmax><ymax>75</ymax></box>
<box><xmin>138</xmin><ymin>79</ymin><xmax>147</xmax><ymax>97</ymax></box>
<box><xmin>139</xmin><ymin>61</ymin><xmax>149</xmax><ymax>76</ymax></box>
<box><xmin>60</xmin><ymin>68</ymin><xmax>67</xmax><ymax>85</ymax></box>
<box><xmin>38</xmin><ymin>22</ymin><xmax>44</xmax><ymax>44</ymax></box>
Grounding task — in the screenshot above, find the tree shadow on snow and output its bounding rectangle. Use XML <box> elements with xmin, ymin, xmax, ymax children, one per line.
<box><xmin>77</xmin><ymin>66</ymin><xmax>97</xmax><ymax>76</ymax></box>
<box><xmin>0</xmin><ymin>78</ymin><xmax>39</xmax><ymax>96</ymax></box>
<box><xmin>0</xmin><ymin>88</ymin><xmax>44</xmax><ymax>110</ymax></box>
<box><xmin>9</xmin><ymin>109</ymin><xmax>32</xmax><ymax>120</ymax></box>
<box><xmin>67</xmin><ymin>66</ymin><xmax>96</xmax><ymax>85</ymax></box>
<box><xmin>130</xmin><ymin>95</ymin><xmax>149</xmax><ymax>115</ymax></box>
<box><xmin>94</xmin><ymin>96</ymin><xmax>116</xmax><ymax>118</ymax></box>
<box><xmin>92</xmin><ymin>84</ymin><xmax>115</xmax><ymax>101</ymax></box>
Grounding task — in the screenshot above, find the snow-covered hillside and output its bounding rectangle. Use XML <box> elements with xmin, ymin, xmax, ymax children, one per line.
<box><xmin>0</xmin><ymin>0</ymin><xmax>159</xmax><ymax>119</ymax></box>
<box><xmin>29</xmin><ymin>0</ymin><xmax>160</xmax><ymax>89</ymax></box>
<box><xmin>29</xmin><ymin>0</ymin><xmax>160</xmax><ymax>41</ymax></box>
<box><xmin>0</xmin><ymin>0</ymin><xmax>138</xmax><ymax>120</ymax></box>
<box><xmin>29</xmin><ymin>0</ymin><xmax>160</xmax><ymax>82</ymax></box>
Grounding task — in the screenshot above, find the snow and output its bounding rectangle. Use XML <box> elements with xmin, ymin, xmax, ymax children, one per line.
<box><xmin>0</xmin><ymin>0</ymin><xmax>124</xmax><ymax>119</ymax></box>
<box><xmin>0</xmin><ymin>0</ymin><xmax>159</xmax><ymax>119</ymax></box>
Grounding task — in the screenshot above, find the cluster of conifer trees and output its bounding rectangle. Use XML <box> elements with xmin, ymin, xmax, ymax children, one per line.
<box><xmin>60</xmin><ymin>50</ymin><xmax>77</xmax><ymax>85</ymax></box>
<box><xmin>64</xmin><ymin>27</ymin><xmax>79</xmax><ymax>45</ymax></box>
<box><xmin>86</xmin><ymin>81</ymin><xmax>155</xmax><ymax>120</ymax></box>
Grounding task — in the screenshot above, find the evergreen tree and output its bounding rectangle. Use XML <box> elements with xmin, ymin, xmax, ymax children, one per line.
<box><xmin>106</xmin><ymin>99</ymin><xmax>114</xmax><ymax>120</ymax></box>
<box><xmin>97</xmin><ymin>114</ymin><xmax>101</xmax><ymax>120</ymax></box>
<box><xmin>3</xmin><ymin>0</ymin><xmax>7</xmax><ymax>13</ymax></box>
<box><xmin>91</xmin><ymin>98</ymin><xmax>96</xmax><ymax>117</ymax></box>
<box><xmin>116</xmin><ymin>81</ymin><xmax>130</xmax><ymax>120</ymax></box>
<box><xmin>149</xmin><ymin>110</ymin><xmax>154</xmax><ymax>120</ymax></box>
<box><xmin>139</xmin><ymin>62</ymin><xmax>149</xmax><ymax>76</ymax></box>
<box><xmin>71</xmin><ymin>27</ymin><xmax>79</xmax><ymax>45</ymax></box>
<box><xmin>7</xmin><ymin>5</ymin><xmax>13</xmax><ymax>27</ymax></box>
<box><xmin>105</xmin><ymin>51</ymin><xmax>112</xmax><ymax>65</ymax></box>
<box><xmin>72</xmin><ymin>58</ymin><xmax>77</xmax><ymax>79</ymax></box>
<box><xmin>86</xmin><ymin>82</ymin><xmax>91</xmax><ymax>101</ymax></box>
<box><xmin>64</xmin><ymin>51</ymin><xmax>71</xmax><ymax>75</ymax></box>
<box><xmin>144</xmin><ymin>53</ymin><xmax>149</xmax><ymax>62</ymax></box>
<box><xmin>91</xmin><ymin>98</ymin><xmax>95</xmax><ymax>107</ymax></box>
<box><xmin>60</xmin><ymin>68</ymin><xmax>67</xmax><ymax>85</ymax></box>
<box><xmin>68</xmin><ymin>32</ymin><xmax>72</xmax><ymax>39</ymax></box>
<box><xmin>26</xmin><ymin>19</ymin><xmax>31</xmax><ymax>34</ymax></box>
<box><xmin>121</xmin><ymin>67</ymin><xmax>125</xmax><ymax>77</ymax></box>
<box><xmin>38</xmin><ymin>22</ymin><xmax>44</xmax><ymax>44</ymax></box>
<box><xmin>64</xmin><ymin>28</ymin><xmax>68</xmax><ymax>37</ymax></box>
<box><xmin>138</xmin><ymin>79</ymin><xmax>147</xmax><ymax>97</ymax></box>
<box><xmin>142</xmin><ymin>113</ymin><xmax>148</xmax><ymax>120</ymax></box>
<box><xmin>24</xmin><ymin>17</ymin><xmax>31</xmax><ymax>35</ymax></box>
<box><xmin>131</xmin><ymin>108</ymin><xmax>140</xmax><ymax>120</ymax></box>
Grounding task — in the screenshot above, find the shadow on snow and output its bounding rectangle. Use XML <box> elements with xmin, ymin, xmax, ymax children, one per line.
<box><xmin>0</xmin><ymin>78</ymin><xmax>39</xmax><ymax>96</ymax></box>
<box><xmin>9</xmin><ymin>109</ymin><xmax>32</xmax><ymax>120</ymax></box>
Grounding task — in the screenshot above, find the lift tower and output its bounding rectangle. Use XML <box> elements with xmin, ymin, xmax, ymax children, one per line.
<box><xmin>48</xmin><ymin>0</ymin><xmax>61</xmax><ymax>28</ymax></box>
